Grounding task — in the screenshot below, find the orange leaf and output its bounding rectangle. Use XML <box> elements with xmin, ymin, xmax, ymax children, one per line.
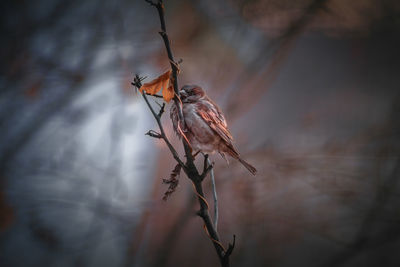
<box><xmin>140</xmin><ymin>70</ymin><xmax>171</xmax><ymax>96</ymax></box>
<box><xmin>163</xmin><ymin>80</ymin><xmax>175</xmax><ymax>103</ymax></box>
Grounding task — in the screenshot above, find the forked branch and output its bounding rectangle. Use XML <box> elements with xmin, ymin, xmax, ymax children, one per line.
<box><xmin>133</xmin><ymin>1</ymin><xmax>235</xmax><ymax>266</ymax></box>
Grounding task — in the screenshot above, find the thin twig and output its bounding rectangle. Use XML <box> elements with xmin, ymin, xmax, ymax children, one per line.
<box><xmin>145</xmin><ymin>130</ymin><xmax>162</xmax><ymax>139</ymax></box>
<box><xmin>201</xmin><ymin>153</ymin><xmax>218</xmax><ymax>230</ymax></box>
<box><xmin>208</xmin><ymin>157</ymin><xmax>218</xmax><ymax>231</ymax></box>
<box><xmin>133</xmin><ymin>76</ymin><xmax>185</xmax><ymax>169</ymax></box>
<box><xmin>149</xmin><ymin>93</ymin><xmax>163</xmax><ymax>98</ymax></box>
<box><xmin>200</xmin><ymin>162</ymin><xmax>214</xmax><ymax>181</ymax></box>
<box><xmin>155</xmin><ymin>102</ymin><xmax>165</xmax><ymax>118</ymax></box>
<box><xmin>131</xmin><ymin>82</ymin><xmax>163</xmax><ymax>99</ymax></box>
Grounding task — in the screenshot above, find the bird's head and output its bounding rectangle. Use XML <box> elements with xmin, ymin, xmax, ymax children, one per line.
<box><xmin>179</xmin><ymin>85</ymin><xmax>205</xmax><ymax>102</ymax></box>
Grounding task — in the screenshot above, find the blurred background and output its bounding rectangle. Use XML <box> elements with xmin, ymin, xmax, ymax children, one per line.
<box><xmin>1</xmin><ymin>0</ymin><xmax>400</xmax><ymax>266</ymax></box>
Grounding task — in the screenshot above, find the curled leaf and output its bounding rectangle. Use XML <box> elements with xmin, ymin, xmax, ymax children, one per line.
<box><xmin>162</xmin><ymin>78</ymin><xmax>175</xmax><ymax>103</ymax></box>
<box><xmin>162</xmin><ymin>164</ymin><xmax>182</xmax><ymax>201</ymax></box>
<box><xmin>140</xmin><ymin>70</ymin><xmax>172</xmax><ymax>98</ymax></box>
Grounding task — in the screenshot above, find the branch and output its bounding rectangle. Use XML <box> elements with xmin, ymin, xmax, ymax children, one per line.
<box><xmin>145</xmin><ymin>130</ymin><xmax>162</xmax><ymax>139</ymax></box>
<box><xmin>202</xmin><ymin>153</ymin><xmax>219</xmax><ymax>230</ymax></box>
<box><xmin>139</xmin><ymin>1</ymin><xmax>235</xmax><ymax>266</ymax></box>
<box><xmin>157</xmin><ymin>102</ymin><xmax>165</xmax><ymax>117</ymax></box>
<box><xmin>148</xmin><ymin>0</ymin><xmax>194</xmax><ymax>163</ymax></box>
<box><xmin>200</xmin><ymin>159</ymin><xmax>214</xmax><ymax>181</ymax></box>
<box><xmin>148</xmin><ymin>93</ymin><xmax>163</xmax><ymax>99</ymax></box>
<box><xmin>133</xmin><ymin>75</ymin><xmax>185</xmax><ymax>169</ymax></box>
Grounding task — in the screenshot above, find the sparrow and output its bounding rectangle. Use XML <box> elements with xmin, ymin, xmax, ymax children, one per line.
<box><xmin>170</xmin><ymin>85</ymin><xmax>257</xmax><ymax>175</ymax></box>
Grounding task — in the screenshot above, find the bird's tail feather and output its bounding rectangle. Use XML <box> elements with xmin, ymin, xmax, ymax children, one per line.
<box><xmin>238</xmin><ymin>158</ymin><xmax>257</xmax><ymax>176</ymax></box>
<box><xmin>225</xmin><ymin>147</ymin><xmax>257</xmax><ymax>175</ymax></box>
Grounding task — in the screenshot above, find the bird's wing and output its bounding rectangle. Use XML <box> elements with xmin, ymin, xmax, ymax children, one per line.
<box><xmin>170</xmin><ymin>103</ymin><xmax>180</xmax><ymax>136</ymax></box>
<box><xmin>196</xmin><ymin>98</ymin><xmax>234</xmax><ymax>146</ymax></box>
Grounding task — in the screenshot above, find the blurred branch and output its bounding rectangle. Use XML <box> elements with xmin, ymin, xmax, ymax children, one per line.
<box><xmin>0</xmin><ymin>3</ymin><xmax>105</xmax><ymax>177</ymax></box>
<box><xmin>323</xmin><ymin>97</ymin><xmax>400</xmax><ymax>267</ymax></box>
<box><xmin>153</xmin><ymin>193</ymin><xmax>197</xmax><ymax>267</ymax></box>
<box><xmin>324</xmin><ymin>159</ymin><xmax>400</xmax><ymax>267</ymax></box>
<box><xmin>132</xmin><ymin>1</ymin><xmax>235</xmax><ymax>266</ymax></box>
<box><xmin>0</xmin><ymin>77</ymin><xmax>86</xmax><ymax>175</ymax></box>
<box><xmin>226</xmin><ymin>0</ymin><xmax>330</xmax><ymax>118</ymax></box>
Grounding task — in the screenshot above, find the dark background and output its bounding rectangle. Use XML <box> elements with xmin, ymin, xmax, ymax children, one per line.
<box><xmin>1</xmin><ymin>0</ymin><xmax>400</xmax><ymax>266</ymax></box>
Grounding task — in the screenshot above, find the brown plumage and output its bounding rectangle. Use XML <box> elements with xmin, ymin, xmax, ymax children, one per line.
<box><xmin>170</xmin><ymin>85</ymin><xmax>257</xmax><ymax>175</ymax></box>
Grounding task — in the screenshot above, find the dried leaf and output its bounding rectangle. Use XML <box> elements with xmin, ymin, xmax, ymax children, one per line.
<box><xmin>140</xmin><ymin>70</ymin><xmax>171</xmax><ymax>96</ymax></box>
<box><xmin>162</xmin><ymin>164</ymin><xmax>182</xmax><ymax>201</ymax></box>
<box><xmin>162</xmin><ymin>77</ymin><xmax>175</xmax><ymax>103</ymax></box>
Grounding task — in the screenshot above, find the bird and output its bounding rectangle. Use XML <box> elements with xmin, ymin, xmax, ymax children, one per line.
<box><xmin>170</xmin><ymin>85</ymin><xmax>257</xmax><ymax>175</ymax></box>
